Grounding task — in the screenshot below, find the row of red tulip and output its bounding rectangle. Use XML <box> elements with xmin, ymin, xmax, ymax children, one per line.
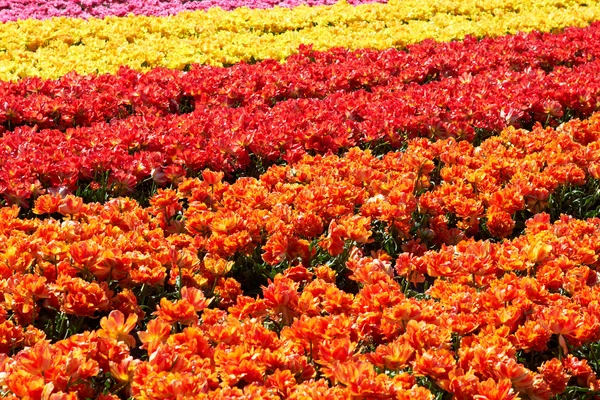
<box><xmin>3</xmin><ymin>56</ymin><xmax>600</xmax><ymax>207</ymax></box>
<box><xmin>2</xmin><ymin>23</ymin><xmax>600</xmax><ymax>133</ymax></box>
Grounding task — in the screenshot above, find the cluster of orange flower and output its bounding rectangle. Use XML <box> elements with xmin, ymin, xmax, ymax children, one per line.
<box><xmin>2</xmin><ymin>114</ymin><xmax>600</xmax><ymax>398</ymax></box>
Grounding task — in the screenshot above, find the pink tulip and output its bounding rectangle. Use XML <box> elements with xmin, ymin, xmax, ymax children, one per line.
<box><xmin>0</xmin><ymin>0</ymin><xmax>387</xmax><ymax>22</ymax></box>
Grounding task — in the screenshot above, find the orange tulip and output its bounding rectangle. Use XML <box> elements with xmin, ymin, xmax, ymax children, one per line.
<box><xmin>32</xmin><ymin>194</ymin><xmax>61</xmax><ymax>215</ymax></box>
<box><xmin>214</xmin><ymin>344</ymin><xmax>266</xmax><ymax>387</ymax></box>
<box><xmin>539</xmin><ymin>306</ymin><xmax>583</xmax><ymax>355</ymax></box>
<box><xmin>154</xmin><ymin>297</ymin><xmax>198</xmax><ymax>326</ymax></box>
<box><xmin>526</xmin><ymin>239</ymin><xmax>553</xmax><ymax>265</ymax></box>
<box><xmin>58</xmin><ymin>277</ymin><xmax>110</xmax><ymax>316</ymax></box>
<box><xmin>474</xmin><ymin>378</ymin><xmax>519</xmax><ymax>400</ymax></box>
<box><xmin>563</xmin><ymin>355</ymin><xmax>599</xmax><ymax>391</ymax></box>
<box><xmin>138</xmin><ymin>318</ymin><xmax>172</xmax><ymax>352</ymax></box>
<box><xmin>538</xmin><ymin>358</ymin><xmax>570</xmax><ymax>395</ymax></box>
<box><xmin>4</xmin><ymin>368</ymin><xmax>46</xmax><ymax>398</ymax></box>
<box><xmin>181</xmin><ymin>286</ymin><xmax>211</xmax><ymax>312</ymax></box>
<box><xmin>109</xmin><ymin>355</ymin><xmax>137</xmax><ymax>384</ymax></box>
<box><xmin>316</xmin><ymin>338</ymin><xmax>357</xmax><ymax>372</ymax></box>
<box><xmin>413</xmin><ymin>349</ymin><xmax>457</xmax><ymax>391</ymax></box>
<box><xmin>203</xmin><ymin>253</ymin><xmax>234</xmax><ymax>277</ymax></box>
<box><xmin>57</xmin><ymin>195</ymin><xmax>84</xmax><ymax>217</ymax></box>
<box><xmin>262</xmin><ymin>276</ymin><xmax>299</xmax><ymax>325</ymax></box>
<box><xmin>330</xmin><ymin>360</ymin><xmax>395</xmax><ymax>398</ymax></box>
<box><xmin>265</xmin><ymin>369</ymin><xmax>297</xmax><ymax>398</ymax></box>
<box><xmin>448</xmin><ymin>368</ymin><xmax>481</xmax><ymax>400</ymax></box>
<box><xmin>514</xmin><ymin>321</ymin><xmax>551</xmax><ymax>353</ymax></box>
<box><xmin>91</xmin><ymin>249</ymin><xmax>131</xmax><ymax>282</ymax></box>
<box><xmin>371</xmin><ymin>340</ymin><xmax>415</xmax><ymax>371</ymax></box>
<box><xmin>64</xmin><ymin>348</ymin><xmax>99</xmax><ymax>383</ymax></box>
<box><xmin>98</xmin><ymin>310</ymin><xmax>138</xmax><ymax>348</ymax></box>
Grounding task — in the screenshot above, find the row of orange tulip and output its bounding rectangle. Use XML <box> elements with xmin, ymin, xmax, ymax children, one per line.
<box><xmin>1</xmin><ymin>212</ymin><xmax>599</xmax><ymax>398</ymax></box>
<box><xmin>1</xmin><ymin>113</ymin><xmax>600</xmax><ymax>397</ymax></box>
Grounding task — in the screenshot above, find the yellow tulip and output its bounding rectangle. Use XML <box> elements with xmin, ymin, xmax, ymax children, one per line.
<box><xmin>0</xmin><ymin>0</ymin><xmax>598</xmax><ymax>80</ymax></box>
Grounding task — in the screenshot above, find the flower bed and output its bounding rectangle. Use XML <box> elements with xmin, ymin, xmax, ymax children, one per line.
<box><xmin>1</xmin><ymin>113</ymin><xmax>600</xmax><ymax>397</ymax></box>
<box><xmin>4</xmin><ymin>54</ymin><xmax>600</xmax><ymax>207</ymax></box>
<box><xmin>3</xmin><ymin>23</ymin><xmax>600</xmax><ymax>133</ymax></box>
<box><xmin>0</xmin><ymin>0</ymin><xmax>597</xmax><ymax>79</ymax></box>
<box><xmin>2</xmin><ymin>1</ymin><xmax>600</xmax><ymax>399</ymax></box>
<box><xmin>0</xmin><ymin>0</ymin><xmax>385</xmax><ymax>21</ymax></box>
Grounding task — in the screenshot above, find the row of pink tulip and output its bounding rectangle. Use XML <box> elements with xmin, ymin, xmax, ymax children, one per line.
<box><xmin>0</xmin><ymin>0</ymin><xmax>384</xmax><ymax>22</ymax></box>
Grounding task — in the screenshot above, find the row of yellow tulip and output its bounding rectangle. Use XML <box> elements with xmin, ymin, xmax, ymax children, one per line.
<box><xmin>1</xmin><ymin>0</ymin><xmax>598</xmax><ymax>80</ymax></box>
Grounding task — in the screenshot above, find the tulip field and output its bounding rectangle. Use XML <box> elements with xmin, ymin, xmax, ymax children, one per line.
<box><xmin>4</xmin><ymin>0</ymin><xmax>600</xmax><ymax>399</ymax></box>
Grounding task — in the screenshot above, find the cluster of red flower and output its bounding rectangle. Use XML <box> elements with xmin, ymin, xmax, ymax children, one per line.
<box><xmin>1</xmin><ymin>111</ymin><xmax>600</xmax><ymax>398</ymax></box>
<box><xmin>4</xmin><ymin>52</ymin><xmax>600</xmax><ymax>207</ymax></box>
<box><xmin>3</xmin><ymin>23</ymin><xmax>600</xmax><ymax>135</ymax></box>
